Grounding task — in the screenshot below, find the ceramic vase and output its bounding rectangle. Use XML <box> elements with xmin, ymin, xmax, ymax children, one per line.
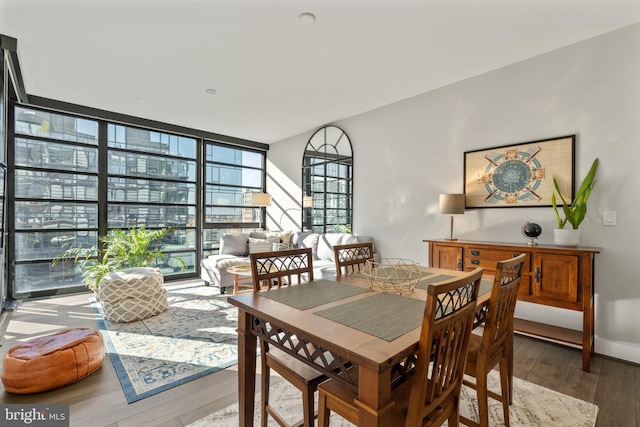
<box><xmin>554</xmin><ymin>228</ymin><xmax>580</xmax><ymax>247</ymax></box>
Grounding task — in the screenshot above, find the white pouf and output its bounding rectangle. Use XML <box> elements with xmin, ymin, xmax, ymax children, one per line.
<box><xmin>98</xmin><ymin>267</ymin><xmax>168</xmax><ymax>323</ymax></box>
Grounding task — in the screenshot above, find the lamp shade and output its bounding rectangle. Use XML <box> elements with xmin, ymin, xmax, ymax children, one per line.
<box><xmin>251</xmin><ymin>192</ymin><xmax>272</xmax><ymax>207</ymax></box>
<box><xmin>439</xmin><ymin>194</ymin><xmax>465</xmax><ymax>215</ymax></box>
<box><xmin>302</xmin><ymin>195</ymin><xmax>313</xmax><ymax>208</ymax></box>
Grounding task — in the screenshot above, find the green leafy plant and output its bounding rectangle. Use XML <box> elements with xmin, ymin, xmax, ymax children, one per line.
<box><xmin>552</xmin><ymin>158</ymin><xmax>599</xmax><ymax>229</ymax></box>
<box><xmin>53</xmin><ymin>227</ymin><xmax>185</xmax><ymax>290</ymax></box>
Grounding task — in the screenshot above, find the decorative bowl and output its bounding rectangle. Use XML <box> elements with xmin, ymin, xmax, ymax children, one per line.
<box><xmin>361</xmin><ymin>258</ymin><xmax>424</xmax><ymax>295</ymax></box>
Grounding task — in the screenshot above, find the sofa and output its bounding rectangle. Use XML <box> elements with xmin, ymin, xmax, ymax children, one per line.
<box><xmin>200</xmin><ymin>231</ymin><xmax>379</xmax><ymax>294</ymax></box>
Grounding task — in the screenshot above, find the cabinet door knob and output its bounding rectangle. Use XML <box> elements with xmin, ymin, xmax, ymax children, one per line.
<box><xmin>534</xmin><ymin>267</ymin><xmax>541</xmax><ymax>282</ymax></box>
<box><xmin>457</xmin><ymin>258</ymin><xmax>462</xmax><ymax>271</ymax></box>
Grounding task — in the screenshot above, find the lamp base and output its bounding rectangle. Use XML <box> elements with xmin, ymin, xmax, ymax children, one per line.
<box><xmin>444</xmin><ymin>238</ymin><xmax>458</xmax><ymax>241</ymax></box>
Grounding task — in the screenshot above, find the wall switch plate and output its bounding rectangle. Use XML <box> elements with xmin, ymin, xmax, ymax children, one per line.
<box><xmin>603</xmin><ymin>211</ymin><xmax>616</xmax><ymax>226</ymax></box>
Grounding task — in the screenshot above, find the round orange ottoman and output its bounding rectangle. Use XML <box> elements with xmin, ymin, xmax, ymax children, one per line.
<box><xmin>1</xmin><ymin>328</ymin><xmax>105</xmax><ymax>394</ymax></box>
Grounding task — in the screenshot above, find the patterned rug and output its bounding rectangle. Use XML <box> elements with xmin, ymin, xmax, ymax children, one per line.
<box><xmin>91</xmin><ymin>284</ymin><xmax>237</xmax><ymax>403</ymax></box>
<box><xmin>189</xmin><ymin>370</ymin><xmax>598</xmax><ymax>427</ymax></box>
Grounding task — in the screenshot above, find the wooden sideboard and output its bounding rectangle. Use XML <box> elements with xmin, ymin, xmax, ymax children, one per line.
<box><xmin>424</xmin><ymin>239</ymin><xmax>601</xmax><ymax>372</ymax></box>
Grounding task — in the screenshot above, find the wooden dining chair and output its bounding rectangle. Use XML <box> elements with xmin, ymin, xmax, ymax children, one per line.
<box><xmin>460</xmin><ymin>253</ymin><xmax>526</xmax><ymax>427</ymax></box>
<box><xmin>333</xmin><ymin>242</ymin><xmax>374</xmax><ymax>276</ymax></box>
<box><xmin>317</xmin><ymin>268</ymin><xmax>483</xmax><ymax>427</ymax></box>
<box><xmin>249</xmin><ymin>247</ymin><xmax>326</xmax><ymax>427</ymax></box>
<box><xmin>250</xmin><ymin>247</ymin><xmax>315</xmax><ymax>291</ymax></box>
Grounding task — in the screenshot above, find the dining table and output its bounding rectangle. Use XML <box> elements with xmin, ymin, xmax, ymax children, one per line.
<box><xmin>227</xmin><ymin>266</ymin><xmax>494</xmax><ymax>427</ymax></box>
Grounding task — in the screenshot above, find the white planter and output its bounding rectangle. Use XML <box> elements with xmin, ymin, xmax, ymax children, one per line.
<box><xmin>554</xmin><ymin>228</ymin><xmax>580</xmax><ymax>247</ymax></box>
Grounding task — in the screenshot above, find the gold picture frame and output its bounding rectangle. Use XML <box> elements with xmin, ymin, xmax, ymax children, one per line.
<box><xmin>464</xmin><ymin>135</ymin><xmax>575</xmax><ymax>208</ymax></box>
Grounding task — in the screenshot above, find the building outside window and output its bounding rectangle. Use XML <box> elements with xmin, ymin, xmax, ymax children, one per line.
<box><xmin>10</xmin><ymin>106</ymin><xmax>267</xmax><ymax>299</ymax></box>
<box><xmin>107</xmin><ymin>123</ymin><xmax>198</xmax><ymax>277</ymax></box>
<box><xmin>13</xmin><ymin>107</ymin><xmax>99</xmax><ymax>297</ymax></box>
<box><xmin>302</xmin><ymin>126</ymin><xmax>353</xmax><ymax>233</ymax></box>
<box><xmin>202</xmin><ymin>142</ymin><xmax>266</xmax><ymax>258</ymax></box>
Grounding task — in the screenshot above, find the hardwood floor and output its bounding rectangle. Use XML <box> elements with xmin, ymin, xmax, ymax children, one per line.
<box><xmin>0</xmin><ymin>284</ymin><xmax>638</xmax><ymax>427</ymax></box>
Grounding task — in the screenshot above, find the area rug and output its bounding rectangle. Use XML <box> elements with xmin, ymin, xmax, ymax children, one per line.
<box><xmin>92</xmin><ymin>284</ymin><xmax>238</xmax><ymax>403</ymax></box>
<box><xmin>188</xmin><ymin>370</ymin><xmax>598</xmax><ymax>427</ymax></box>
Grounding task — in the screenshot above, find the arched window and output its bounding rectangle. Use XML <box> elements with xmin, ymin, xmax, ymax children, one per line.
<box><xmin>302</xmin><ymin>126</ymin><xmax>353</xmax><ymax>233</ymax></box>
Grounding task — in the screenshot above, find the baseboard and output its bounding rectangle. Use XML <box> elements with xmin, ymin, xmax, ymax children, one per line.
<box><xmin>595</xmin><ymin>337</ymin><xmax>640</xmax><ymax>365</ymax></box>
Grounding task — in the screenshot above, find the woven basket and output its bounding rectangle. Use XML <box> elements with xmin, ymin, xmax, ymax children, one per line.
<box><xmin>361</xmin><ymin>258</ymin><xmax>424</xmax><ymax>295</ymax></box>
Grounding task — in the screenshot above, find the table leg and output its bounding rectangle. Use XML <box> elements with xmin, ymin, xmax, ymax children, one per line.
<box><xmin>354</xmin><ymin>366</ymin><xmax>393</xmax><ymax>427</ymax></box>
<box><xmin>233</xmin><ymin>274</ymin><xmax>240</xmax><ymax>295</ymax></box>
<box><xmin>237</xmin><ymin>311</ymin><xmax>257</xmax><ymax>427</ymax></box>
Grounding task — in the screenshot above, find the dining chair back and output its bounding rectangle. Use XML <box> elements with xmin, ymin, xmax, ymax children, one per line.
<box><xmin>249</xmin><ymin>247</ymin><xmax>324</xmax><ymax>427</ymax></box>
<box><xmin>250</xmin><ymin>247</ymin><xmax>314</xmax><ymax>291</ymax></box>
<box><xmin>333</xmin><ymin>242</ymin><xmax>374</xmax><ymax>276</ymax></box>
<box><xmin>460</xmin><ymin>253</ymin><xmax>526</xmax><ymax>427</ymax></box>
<box><xmin>318</xmin><ymin>268</ymin><xmax>483</xmax><ymax>427</ymax></box>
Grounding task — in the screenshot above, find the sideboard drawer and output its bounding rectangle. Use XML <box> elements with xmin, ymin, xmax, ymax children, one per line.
<box><xmin>464</xmin><ymin>247</ymin><xmax>529</xmax><ymax>271</ymax></box>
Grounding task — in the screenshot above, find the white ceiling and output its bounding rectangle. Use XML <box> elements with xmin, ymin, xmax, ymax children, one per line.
<box><xmin>2</xmin><ymin>1</ymin><xmax>639</xmax><ymax>144</ymax></box>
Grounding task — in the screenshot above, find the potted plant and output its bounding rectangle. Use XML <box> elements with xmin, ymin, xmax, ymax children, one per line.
<box><xmin>551</xmin><ymin>158</ymin><xmax>599</xmax><ymax>246</ymax></box>
<box><xmin>54</xmin><ymin>226</ymin><xmax>185</xmax><ymax>291</ymax></box>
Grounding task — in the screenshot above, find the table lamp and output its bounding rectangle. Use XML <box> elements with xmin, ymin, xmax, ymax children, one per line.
<box><xmin>302</xmin><ymin>195</ymin><xmax>313</xmax><ymax>208</ymax></box>
<box><xmin>252</xmin><ymin>192</ymin><xmax>272</xmax><ymax>230</ymax></box>
<box><xmin>439</xmin><ymin>194</ymin><xmax>465</xmax><ymax>241</ymax></box>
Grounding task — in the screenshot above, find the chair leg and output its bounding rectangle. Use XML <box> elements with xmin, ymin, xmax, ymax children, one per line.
<box><xmin>507</xmin><ymin>329</ymin><xmax>513</xmax><ymax>405</ymax></box>
<box><xmin>499</xmin><ymin>358</ymin><xmax>511</xmax><ymax>426</ymax></box>
<box><xmin>476</xmin><ymin>370</ymin><xmax>490</xmax><ymax>427</ymax></box>
<box><xmin>261</xmin><ymin>355</ymin><xmax>270</xmax><ymax>427</ymax></box>
<box><xmin>318</xmin><ymin>391</ymin><xmax>330</xmax><ymax>427</ymax></box>
<box><xmin>448</xmin><ymin>408</ymin><xmax>460</xmax><ymax>427</ymax></box>
<box><xmin>301</xmin><ymin>386</ymin><xmax>315</xmax><ymax>427</ymax></box>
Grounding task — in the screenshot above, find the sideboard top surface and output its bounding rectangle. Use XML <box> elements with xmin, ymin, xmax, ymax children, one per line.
<box><xmin>423</xmin><ymin>239</ymin><xmax>602</xmax><ymax>254</ymax></box>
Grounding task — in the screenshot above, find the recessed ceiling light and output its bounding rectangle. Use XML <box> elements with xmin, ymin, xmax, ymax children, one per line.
<box><xmin>298</xmin><ymin>12</ymin><xmax>316</xmax><ymax>26</ymax></box>
<box><xmin>205</xmin><ymin>88</ymin><xmax>218</xmax><ymax>95</ymax></box>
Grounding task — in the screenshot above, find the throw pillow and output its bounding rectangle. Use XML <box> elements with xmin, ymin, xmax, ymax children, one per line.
<box><xmin>265</xmin><ymin>231</ymin><xmax>293</xmax><ymax>247</ymax></box>
<box><xmin>272</xmin><ymin>242</ymin><xmax>290</xmax><ymax>251</ymax></box>
<box><xmin>249</xmin><ymin>237</ymin><xmax>280</xmax><ymax>254</ymax></box>
<box><xmin>342</xmin><ymin>234</ymin><xmax>359</xmax><ymax>245</ymax></box>
<box><xmin>317</xmin><ymin>233</ymin><xmax>349</xmax><ymax>261</ymax></box>
<box><xmin>220</xmin><ymin>234</ymin><xmax>249</xmax><ymax>256</ymax></box>
<box><xmin>298</xmin><ymin>233</ymin><xmax>320</xmax><ymax>259</ymax></box>
<box><xmin>249</xmin><ymin>231</ymin><xmax>267</xmax><ymax>240</ymax></box>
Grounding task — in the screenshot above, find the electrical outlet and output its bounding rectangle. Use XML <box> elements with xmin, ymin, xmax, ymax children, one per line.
<box><xmin>603</xmin><ymin>211</ymin><xmax>616</xmax><ymax>226</ymax></box>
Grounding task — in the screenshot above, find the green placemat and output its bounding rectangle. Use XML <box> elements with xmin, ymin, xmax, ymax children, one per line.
<box><xmin>314</xmin><ymin>293</ymin><xmax>425</xmax><ymax>342</ymax></box>
<box><xmin>479</xmin><ymin>279</ymin><xmax>494</xmax><ymax>295</ymax></box>
<box><xmin>417</xmin><ymin>275</ymin><xmax>494</xmax><ymax>295</ymax></box>
<box><xmin>415</xmin><ymin>274</ymin><xmax>457</xmax><ymax>290</ymax></box>
<box><xmin>259</xmin><ymin>280</ymin><xmax>369</xmax><ymax>311</ymax></box>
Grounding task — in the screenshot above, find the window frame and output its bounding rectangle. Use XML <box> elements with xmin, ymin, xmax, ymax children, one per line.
<box><xmin>7</xmin><ymin>102</ymin><xmax>268</xmax><ymax>299</ymax></box>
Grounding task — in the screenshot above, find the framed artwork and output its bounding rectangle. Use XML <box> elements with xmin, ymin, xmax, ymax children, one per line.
<box><xmin>464</xmin><ymin>135</ymin><xmax>575</xmax><ymax>208</ymax></box>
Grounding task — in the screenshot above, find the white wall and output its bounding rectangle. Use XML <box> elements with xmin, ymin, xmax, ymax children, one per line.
<box><xmin>267</xmin><ymin>23</ymin><xmax>640</xmax><ymax>364</ymax></box>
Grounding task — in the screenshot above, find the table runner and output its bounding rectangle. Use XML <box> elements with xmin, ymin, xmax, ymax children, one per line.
<box><xmin>480</xmin><ymin>279</ymin><xmax>493</xmax><ymax>294</ymax></box>
<box><xmin>314</xmin><ymin>292</ymin><xmax>426</xmax><ymax>341</ymax></box>
<box><xmin>258</xmin><ymin>280</ymin><xmax>369</xmax><ymax>311</ymax></box>
<box><xmin>314</xmin><ymin>279</ymin><xmax>496</xmax><ymax>341</ymax></box>
<box><xmin>415</xmin><ymin>274</ymin><xmax>457</xmax><ymax>290</ymax></box>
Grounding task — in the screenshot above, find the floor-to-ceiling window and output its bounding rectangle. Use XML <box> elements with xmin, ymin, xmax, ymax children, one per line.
<box><xmin>203</xmin><ymin>142</ymin><xmax>266</xmax><ymax>257</ymax></box>
<box><xmin>0</xmin><ymin>46</ymin><xmax>8</xmax><ymax>309</ymax></box>
<box><xmin>9</xmin><ymin>104</ymin><xmax>267</xmax><ymax>299</ymax></box>
<box><xmin>107</xmin><ymin>124</ymin><xmax>198</xmax><ymax>275</ymax></box>
<box><xmin>12</xmin><ymin>107</ymin><xmax>99</xmax><ymax>297</ymax></box>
